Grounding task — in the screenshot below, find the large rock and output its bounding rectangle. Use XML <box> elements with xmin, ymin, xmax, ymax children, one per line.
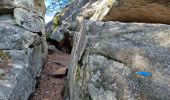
<box><xmin>0</xmin><ymin>0</ymin><xmax>45</xmax><ymax>17</ymax></box>
<box><xmin>0</xmin><ymin>21</ymin><xmax>40</xmax><ymax>50</ymax></box>
<box><xmin>0</xmin><ymin>14</ymin><xmax>14</xmax><ymax>21</ymax></box>
<box><xmin>0</xmin><ymin>0</ymin><xmax>47</xmax><ymax>99</ymax></box>
<box><xmin>33</xmin><ymin>0</ymin><xmax>46</xmax><ymax>17</ymax></box>
<box><xmin>41</xmin><ymin>36</ymin><xmax>48</xmax><ymax>64</ymax></box>
<box><xmin>46</xmin><ymin>0</ymin><xmax>113</xmax><ymax>50</ymax></box>
<box><xmin>0</xmin><ymin>0</ymin><xmax>34</xmax><ymax>13</ymax></box>
<box><xmin>14</xmin><ymin>8</ymin><xmax>44</xmax><ymax>33</ymax></box>
<box><xmin>47</xmin><ymin>0</ymin><xmax>170</xmax><ymax>49</ymax></box>
<box><xmin>45</xmin><ymin>20</ymin><xmax>54</xmax><ymax>38</ymax></box>
<box><xmin>0</xmin><ymin>46</ymin><xmax>42</xmax><ymax>100</ymax></box>
<box><xmin>104</xmin><ymin>0</ymin><xmax>170</xmax><ymax>24</ymax></box>
<box><xmin>65</xmin><ymin>18</ymin><xmax>170</xmax><ymax>100</ymax></box>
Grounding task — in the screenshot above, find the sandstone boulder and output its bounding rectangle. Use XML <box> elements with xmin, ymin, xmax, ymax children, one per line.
<box><xmin>33</xmin><ymin>0</ymin><xmax>46</xmax><ymax>17</ymax></box>
<box><xmin>65</xmin><ymin>18</ymin><xmax>170</xmax><ymax>100</ymax></box>
<box><xmin>104</xmin><ymin>0</ymin><xmax>170</xmax><ymax>24</ymax></box>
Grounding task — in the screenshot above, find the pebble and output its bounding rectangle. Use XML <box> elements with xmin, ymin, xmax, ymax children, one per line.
<box><xmin>0</xmin><ymin>69</ymin><xmax>5</xmax><ymax>76</ymax></box>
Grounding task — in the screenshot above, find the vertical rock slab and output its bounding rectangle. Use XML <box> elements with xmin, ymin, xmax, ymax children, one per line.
<box><xmin>33</xmin><ymin>0</ymin><xmax>46</xmax><ymax>17</ymax></box>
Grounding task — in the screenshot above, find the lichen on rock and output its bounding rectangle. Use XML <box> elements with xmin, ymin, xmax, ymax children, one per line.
<box><xmin>0</xmin><ymin>0</ymin><xmax>47</xmax><ymax>99</ymax></box>
<box><xmin>0</xmin><ymin>50</ymin><xmax>10</xmax><ymax>68</ymax></box>
<box><xmin>65</xmin><ymin>19</ymin><xmax>170</xmax><ymax>100</ymax></box>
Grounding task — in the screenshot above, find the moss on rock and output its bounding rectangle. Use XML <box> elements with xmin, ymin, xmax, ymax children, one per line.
<box><xmin>53</xmin><ymin>7</ymin><xmax>69</xmax><ymax>30</ymax></box>
<box><xmin>53</xmin><ymin>15</ymin><xmax>61</xmax><ymax>30</ymax></box>
<box><xmin>0</xmin><ymin>51</ymin><xmax>10</xmax><ymax>68</ymax></box>
<box><xmin>75</xmin><ymin>64</ymin><xmax>81</xmax><ymax>81</ymax></box>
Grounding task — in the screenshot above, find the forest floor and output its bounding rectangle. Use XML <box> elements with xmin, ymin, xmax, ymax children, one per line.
<box><xmin>29</xmin><ymin>50</ymin><xmax>70</xmax><ymax>100</ymax></box>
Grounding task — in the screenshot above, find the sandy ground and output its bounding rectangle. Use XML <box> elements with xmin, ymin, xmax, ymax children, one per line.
<box><xmin>29</xmin><ymin>50</ymin><xmax>70</xmax><ymax>100</ymax></box>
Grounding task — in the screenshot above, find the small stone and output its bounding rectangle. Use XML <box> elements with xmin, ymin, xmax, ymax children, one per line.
<box><xmin>0</xmin><ymin>69</ymin><xmax>5</xmax><ymax>76</ymax></box>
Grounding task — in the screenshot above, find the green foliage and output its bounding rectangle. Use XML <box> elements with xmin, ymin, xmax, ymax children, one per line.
<box><xmin>0</xmin><ymin>51</ymin><xmax>9</xmax><ymax>58</ymax></box>
<box><xmin>75</xmin><ymin>64</ymin><xmax>81</xmax><ymax>81</ymax></box>
<box><xmin>52</xmin><ymin>7</ymin><xmax>68</xmax><ymax>30</ymax></box>
<box><xmin>0</xmin><ymin>72</ymin><xmax>5</xmax><ymax>77</ymax></box>
<box><xmin>53</xmin><ymin>15</ymin><xmax>61</xmax><ymax>30</ymax></box>
<box><xmin>108</xmin><ymin>0</ymin><xmax>114</xmax><ymax>6</ymax></box>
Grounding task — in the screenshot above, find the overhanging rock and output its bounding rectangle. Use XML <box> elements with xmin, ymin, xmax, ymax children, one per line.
<box><xmin>104</xmin><ymin>0</ymin><xmax>170</xmax><ymax>24</ymax></box>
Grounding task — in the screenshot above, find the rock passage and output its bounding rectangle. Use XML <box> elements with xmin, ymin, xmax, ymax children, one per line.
<box><xmin>30</xmin><ymin>50</ymin><xmax>70</xmax><ymax>100</ymax></box>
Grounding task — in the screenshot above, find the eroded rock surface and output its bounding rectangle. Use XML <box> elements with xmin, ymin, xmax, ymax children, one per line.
<box><xmin>0</xmin><ymin>21</ymin><xmax>41</xmax><ymax>49</ymax></box>
<box><xmin>46</xmin><ymin>0</ymin><xmax>113</xmax><ymax>50</ymax></box>
<box><xmin>14</xmin><ymin>8</ymin><xmax>44</xmax><ymax>33</ymax></box>
<box><xmin>0</xmin><ymin>0</ymin><xmax>45</xmax><ymax>17</ymax></box>
<box><xmin>65</xmin><ymin>19</ymin><xmax>170</xmax><ymax>100</ymax></box>
<box><xmin>104</xmin><ymin>0</ymin><xmax>170</xmax><ymax>24</ymax></box>
<box><xmin>0</xmin><ymin>0</ymin><xmax>47</xmax><ymax>100</ymax></box>
<box><xmin>47</xmin><ymin>0</ymin><xmax>170</xmax><ymax>51</ymax></box>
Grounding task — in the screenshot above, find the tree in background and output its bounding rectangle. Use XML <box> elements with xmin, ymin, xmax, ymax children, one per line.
<box><xmin>46</xmin><ymin>0</ymin><xmax>70</xmax><ymax>16</ymax></box>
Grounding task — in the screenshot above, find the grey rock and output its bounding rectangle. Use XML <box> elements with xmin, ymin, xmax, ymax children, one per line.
<box><xmin>0</xmin><ymin>45</ymin><xmax>42</xmax><ymax>100</ymax></box>
<box><xmin>0</xmin><ymin>0</ymin><xmax>34</xmax><ymax>14</ymax></box>
<box><xmin>66</xmin><ymin>20</ymin><xmax>170</xmax><ymax>100</ymax></box>
<box><xmin>48</xmin><ymin>44</ymin><xmax>61</xmax><ymax>54</ymax></box>
<box><xmin>48</xmin><ymin>45</ymin><xmax>56</xmax><ymax>51</ymax></box>
<box><xmin>50</xmin><ymin>28</ymin><xmax>65</xmax><ymax>42</ymax></box>
<box><xmin>46</xmin><ymin>0</ymin><xmax>113</xmax><ymax>50</ymax></box>
<box><xmin>14</xmin><ymin>8</ymin><xmax>43</xmax><ymax>33</ymax></box>
<box><xmin>0</xmin><ymin>0</ymin><xmax>47</xmax><ymax>100</ymax></box>
<box><xmin>41</xmin><ymin>37</ymin><xmax>48</xmax><ymax>65</ymax></box>
<box><xmin>45</xmin><ymin>20</ymin><xmax>54</xmax><ymax>38</ymax></box>
<box><xmin>0</xmin><ymin>14</ymin><xmax>14</xmax><ymax>21</ymax></box>
<box><xmin>0</xmin><ymin>69</ymin><xmax>5</xmax><ymax>76</ymax></box>
<box><xmin>0</xmin><ymin>21</ymin><xmax>40</xmax><ymax>50</ymax></box>
<box><xmin>0</xmin><ymin>0</ymin><xmax>45</xmax><ymax>17</ymax></box>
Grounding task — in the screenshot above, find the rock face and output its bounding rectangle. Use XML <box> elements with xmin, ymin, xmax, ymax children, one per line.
<box><xmin>65</xmin><ymin>17</ymin><xmax>170</xmax><ymax>100</ymax></box>
<box><xmin>48</xmin><ymin>0</ymin><xmax>170</xmax><ymax>99</ymax></box>
<box><xmin>0</xmin><ymin>0</ymin><xmax>45</xmax><ymax>17</ymax></box>
<box><xmin>104</xmin><ymin>0</ymin><xmax>170</xmax><ymax>24</ymax></box>
<box><xmin>47</xmin><ymin>0</ymin><xmax>170</xmax><ymax>44</ymax></box>
<box><xmin>47</xmin><ymin>0</ymin><xmax>170</xmax><ymax>51</ymax></box>
<box><xmin>0</xmin><ymin>0</ymin><xmax>47</xmax><ymax>100</ymax></box>
<box><xmin>46</xmin><ymin>0</ymin><xmax>113</xmax><ymax>50</ymax></box>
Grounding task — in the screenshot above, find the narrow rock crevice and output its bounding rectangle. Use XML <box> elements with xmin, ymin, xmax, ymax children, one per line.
<box><xmin>90</xmin><ymin>49</ymin><xmax>125</xmax><ymax>65</ymax></box>
<box><xmin>29</xmin><ymin>50</ymin><xmax>70</xmax><ymax>100</ymax></box>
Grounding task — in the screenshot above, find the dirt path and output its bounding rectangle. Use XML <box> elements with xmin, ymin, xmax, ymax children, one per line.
<box><xmin>29</xmin><ymin>50</ymin><xmax>70</xmax><ymax>100</ymax></box>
